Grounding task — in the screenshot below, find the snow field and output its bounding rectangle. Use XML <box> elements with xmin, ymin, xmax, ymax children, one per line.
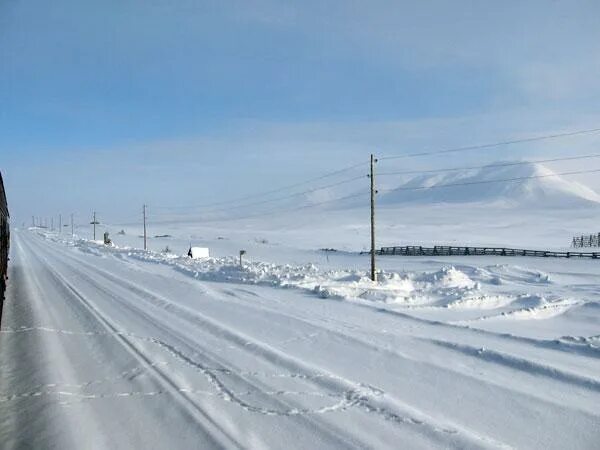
<box><xmin>1</xmin><ymin>230</ymin><xmax>599</xmax><ymax>448</ymax></box>
<box><xmin>42</xmin><ymin>231</ymin><xmax>600</xmax><ymax>343</ymax></box>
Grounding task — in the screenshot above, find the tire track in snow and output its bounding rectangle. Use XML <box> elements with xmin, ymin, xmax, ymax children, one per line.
<box><xmin>52</xmin><ymin>230</ymin><xmax>600</xmax><ymax>368</ymax></box>
<box><xmin>1</xmin><ymin>324</ymin><xmax>381</xmax><ymax>417</ymax></box>
<box><xmin>24</xmin><ymin>235</ymin><xmax>381</xmax><ymax>449</ymax></box>
<box><xmin>0</xmin><ymin>326</ymin><xmax>358</xmax><ymax>382</ymax></box>
<box><xmin>51</xmin><ymin>256</ymin><xmax>383</xmax><ymax>417</ymax></box>
<box><xmin>420</xmin><ymin>338</ymin><xmax>600</xmax><ymax>392</ymax></box>
<box><xmin>19</xmin><ymin>235</ymin><xmax>246</xmax><ymax>450</ymax></box>
<box><xmin>29</xmin><ymin>233</ymin><xmax>513</xmax><ymax>448</ymax></box>
<box><xmin>27</xmin><ymin>231</ymin><xmax>600</xmax><ymax>449</ymax></box>
<box><xmin>110</xmin><ymin>271</ymin><xmax>600</xmax><ymax>405</ymax></box>
<box><xmin>0</xmin><ymin>361</ymin><xmax>170</xmax><ymax>398</ymax></box>
<box><xmin>217</xmin><ymin>285</ymin><xmax>600</xmax><ymax>382</ymax></box>
<box><xmin>23</xmin><ymin>234</ymin><xmax>487</xmax><ymax>446</ymax></box>
<box><xmin>2</xmin><ymin>383</ymin><xmax>353</xmax><ymax>409</ymax></box>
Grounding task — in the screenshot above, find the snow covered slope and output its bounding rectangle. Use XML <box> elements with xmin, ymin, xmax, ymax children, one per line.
<box><xmin>379</xmin><ymin>162</ymin><xmax>600</xmax><ymax>207</ymax></box>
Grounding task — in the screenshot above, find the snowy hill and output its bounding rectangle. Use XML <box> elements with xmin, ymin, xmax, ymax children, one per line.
<box><xmin>379</xmin><ymin>162</ymin><xmax>600</xmax><ymax>208</ymax></box>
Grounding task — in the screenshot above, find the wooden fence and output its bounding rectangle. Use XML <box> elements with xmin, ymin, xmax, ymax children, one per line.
<box><xmin>572</xmin><ymin>233</ymin><xmax>600</xmax><ymax>248</ymax></box>
<box><xmin>378</xmin><ymin>245</ymin><xmax>600</xmax><ymax>259</ymax></box>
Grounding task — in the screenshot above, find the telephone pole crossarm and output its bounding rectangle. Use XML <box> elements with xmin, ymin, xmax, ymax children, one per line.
<box><xmin>90</xmin><ymin>212</ymin><xmax>100</xmax><ymax>240</ymax></box>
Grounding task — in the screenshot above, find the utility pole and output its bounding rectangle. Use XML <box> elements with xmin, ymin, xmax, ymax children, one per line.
<box><xmin>369</xmin><ymin>153</ymin><xmax>377</xmax><ymax>282</ymax></box>
<box><xmin>32</xmin><ymin>216</ymin><xmax>35</xmax><ymax>227</ymax></box>
<box><xmin>51</xmin><ymin>217</ymin><xmax>54</xmax><ymax>232</ymax></box>
<box><xmin>90</xmin><ymin>212</ymin><xmax>100</xmax><ymax>240</ymax></box>
<box><xmin>59</xmin><ymin>214</ymin><xmax>62</xmax><ymax>234</ymax></box>
<box><xmin>71</xmin><ymin>214</ymin><xmax>74</xmax><ymax>238</ymax></box>
<box><xmin>143</xmin><ymin>204</ymin><xmax>147</xmax><ymax>251</ymax></box>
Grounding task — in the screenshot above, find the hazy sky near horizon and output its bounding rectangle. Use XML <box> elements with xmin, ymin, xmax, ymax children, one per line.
<box><xmin>2</xmin><ymin>0</ymin><xmax>600</xmax><ymax>223</ymax></box>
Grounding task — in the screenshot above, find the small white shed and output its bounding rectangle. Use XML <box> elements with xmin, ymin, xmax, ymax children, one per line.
<box><xmin>188</xmin><ymin>247</ymin><xmax>210</xmax><ymax>259</ymax></box>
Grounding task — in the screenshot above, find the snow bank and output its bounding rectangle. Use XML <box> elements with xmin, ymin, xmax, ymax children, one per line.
<box><xmin>40</xmin><ymin>232</ymin><xmax>594</xmax><ymax>328</ymax></box>
<box><xmin>43</xmin><ymin>232</ymin><xmax>482</xmax><ymax>307</ymax></box>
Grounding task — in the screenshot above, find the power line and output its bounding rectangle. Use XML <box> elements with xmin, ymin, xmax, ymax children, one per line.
<box><xmin>122</xmin><ymin>126</ymin><xmax>600</xmax><ymax>217</ymax></box>
<box><xmin>147</xmin><ymin>167</ymin><xmax>600</xmax><ymax>224</ymax></box>
<box><xmin>152</xmin><ymin>191</ymin><xmax>370</xmax><ymax>224</ymax></box>
<box><xmin>75</xmin><ymin>167</ymin><xmax>599</xmax><ymax>233</ymax></box>
<box><xmin>151</xmin><ymin>174</ymin><xmax>366</xmax><ymax>216</ymax></box>
<box><xmin>220</xmin><ymin>190</ymin><xmax>368</xmax><ymax>221</ymax></box>
<box><xmin>379</xmin><ymin>127</ymin><xmax>600</xmax><ymax>161</ymax></box>
<box><xmin>378</xmin><ymin>153</ymin><xmax>600</xmax><ymax>176</ymax></box>
<box><xmin>379</xmin><ymin>167</ymin><xmax>600</xmax><ymax>192</ymax></box>
<box><xmin>153</xmin><ymin>161</ymin><xmax>365</xmax><ymax>211</ymax></box>
<box><xmin>166</xmin><ymin>168</ymin><xmax>594</xmax><ymax>221</ymax></box>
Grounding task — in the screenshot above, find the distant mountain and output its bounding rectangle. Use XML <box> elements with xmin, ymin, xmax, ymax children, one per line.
<box><xmin>378</xmin><ymin>162</ymin><xmax>600</xmax><ymax>208</ymax></box>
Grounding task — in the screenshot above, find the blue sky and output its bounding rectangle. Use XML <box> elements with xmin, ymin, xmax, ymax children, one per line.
<box><xmin>2</xmin><ymin>0</ymin><xmax>600</xmax><ymax>223</ymax></box>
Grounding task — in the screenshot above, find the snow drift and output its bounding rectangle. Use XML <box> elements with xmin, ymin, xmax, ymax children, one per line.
<box><xmin>42</xmin><ymin>232</ymin><xmax>596</xmax><ymax>328</ymax></box>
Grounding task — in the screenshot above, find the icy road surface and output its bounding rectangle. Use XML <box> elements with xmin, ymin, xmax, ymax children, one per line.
<box><xmin>1</xmin><ymin>231</ymin><xmax>599</xmax><ymax>449</ymax></box>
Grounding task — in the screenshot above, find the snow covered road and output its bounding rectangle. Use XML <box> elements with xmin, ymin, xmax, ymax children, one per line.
<box><xmin>1</xmin><ymin>230</ymin><xmax>599</xmax><ymax>449</ymax></box>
